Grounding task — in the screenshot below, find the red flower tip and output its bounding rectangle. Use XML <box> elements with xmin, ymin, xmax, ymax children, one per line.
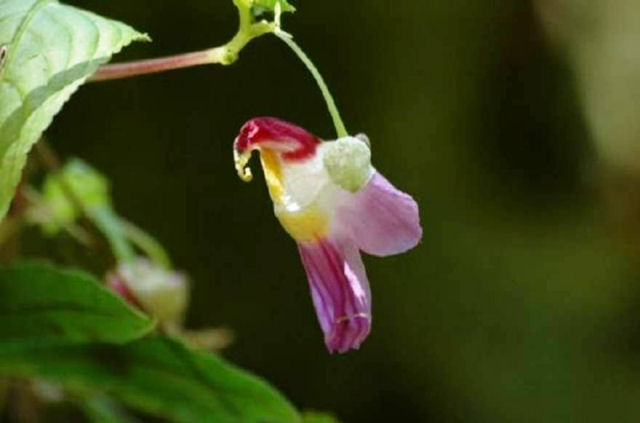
<box><xmin>234</xmin><ymin>117</ymin><xmax>320</xmax><ymax>161</ymax></box>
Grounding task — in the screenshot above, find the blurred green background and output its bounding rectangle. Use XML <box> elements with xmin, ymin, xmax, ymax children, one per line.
<box><xmin>32</xmin><ymin>0</ymin><xmax>640</xmax><ymax>421</ymax></box>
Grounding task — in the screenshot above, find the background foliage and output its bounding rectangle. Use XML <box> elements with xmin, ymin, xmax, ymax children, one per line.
<box><xmin>3</xmin><ymin>0</ymin><xmax>640</xmax><ymax>422</ymax></box>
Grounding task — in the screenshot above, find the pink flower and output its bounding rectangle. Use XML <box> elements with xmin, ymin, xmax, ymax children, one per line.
<box><xmin>234</xmin><ymin>117</ymin><xmax>422</xmax><ymax>353</ymax></box>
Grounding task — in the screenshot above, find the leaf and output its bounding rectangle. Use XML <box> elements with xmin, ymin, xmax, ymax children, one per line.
<box><xmin>0</xmin><ymin>0</ymin><xmax>148</xmax><ymax>220</ymax></box>
<box><xmin>0</xmin><ymin>262</ymin><xmax>153</xmax><ymax>345</ymax></box>
<box><xmin>302</xmin><ymin>412</ymin><xmax>341</xmax><ymax>423</ymax></box>
<box><xmin>80</xmin><ymin>395</ymin><xmax>142</xmax><ymax>423</ymax></box>
<box><xmin>0</xmin><ymin>336</ymin><xmax>301</xmax><ymax>423</ymax></box>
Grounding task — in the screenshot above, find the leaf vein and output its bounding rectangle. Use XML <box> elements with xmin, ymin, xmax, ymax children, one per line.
<box><xmin>3</xmin><ymin>0</ymin><xmax>55</xmax><ymax>72</ymax></box>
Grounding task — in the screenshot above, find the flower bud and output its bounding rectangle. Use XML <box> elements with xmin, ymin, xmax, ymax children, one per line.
<box><xmin>322</xmin><ymin>136</ymin><xmax>373</xmax><ymax>193</ymax></box>
<box><xmin>107</xmin><ymin>258</ymin><xmax>189</xmax><ymax>332</ymax></box>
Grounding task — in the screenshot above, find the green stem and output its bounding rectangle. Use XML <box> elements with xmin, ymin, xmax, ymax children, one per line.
<box><xmin>120</xmin><ymin>218</ymin><xmax>172</xmax><ymax>269</ymax></box>
<box><xmin>274</xmin><ymin>31</ymin><xmax>348</xmax><ymax>138</ymax></box>
<box><xmin>20</xmin><ymin>187</ymin><xmax>94</xmax><ymax>247</ymax></box>
<box><xmin>89</xmin><ymin>207</ymin><xmax>135</xmax><ymax>264</ymax></box>
<box><xmin>35</xmin><ymin>141</ymin><xmax>134</xmax><ymax>263</ymax></box>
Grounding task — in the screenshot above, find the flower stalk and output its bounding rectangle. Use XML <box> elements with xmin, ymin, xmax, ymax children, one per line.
<box><xmin>90</xmin><ymin>0</ymin><xmax>349</xmax><ymax>138</ymax></box>
<box><xmin>274</xmin><ymin>30</ymin><xmax>348</xmax><ymax>138</ymax></box>
<box><xmin>90</xmin><ymin>2</ymin><xmax>274</xmax><ymax>82</ymax></box>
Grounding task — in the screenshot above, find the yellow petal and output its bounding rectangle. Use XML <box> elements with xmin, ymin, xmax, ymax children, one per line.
<box><xmin>277</xmin><ymin>207</ymin><xmax>329</xmax><ymax>242</ymax></box>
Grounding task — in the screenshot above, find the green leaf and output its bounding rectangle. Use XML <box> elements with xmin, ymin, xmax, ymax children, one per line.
<box><xmin>0</xmin><ymin>262</ymin><xmax>153</xmax><ymax>345</ymax></box>
<box><xmin>302</xmin><ymin>412</ymin><xmax>341</xmax><ymax>423</ymax></box>
<box><xmin>0</xmin><ymin>337</ymin><xmax>301</xmax><ymax>423</ymax></box>
<box><xmin>80</xmin><ymin>395</ymin><xmax>142</xmax><ymax>423</ymax></box>
<box><xmin>0</xmin><ymin>0</ymin><xmax>148</xmax><ymax>221</ymax></box>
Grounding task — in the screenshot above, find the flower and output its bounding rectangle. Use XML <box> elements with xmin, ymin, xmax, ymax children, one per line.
<box><xmin>234</xmin><ymin>117</ymin><xmax>422</xmax><ymax>353</ymax></box>
<box><xmin>107</xmin><ymin>258</ymin><xmax>189</xmax><ymax>334</ymax></box>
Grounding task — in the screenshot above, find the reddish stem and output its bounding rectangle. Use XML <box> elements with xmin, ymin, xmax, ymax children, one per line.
<box><xmin>90</xmin><ymin>47</ymin><xmax>226</xmax><ymax>82</ymax></box>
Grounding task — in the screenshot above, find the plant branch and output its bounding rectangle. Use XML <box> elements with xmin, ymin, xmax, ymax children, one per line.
<box><xmin>34</xmin><ymin>142</ymin><xmax>102</xmax><ymax>247</ymax></box>
<box><xmin>90</xmin><ymin>47</ymin><xmax>227</xmax><ymax>82</ymax></box>
<box><xmin>21</xmin><ymin>187</ymin><xmax>94</xmax><ymax>247</ymax></box>
<box><xmin>89</xmin><ymin>0</ymin><xmax>275</xmax><ymax>83</ymax></box>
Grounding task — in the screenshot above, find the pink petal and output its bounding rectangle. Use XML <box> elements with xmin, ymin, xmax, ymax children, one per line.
<box><xmin>106</xmin><ymin>273</ymin><xmax>143</xmax><ymax>309</ymax></box>
<box><xmin>297</xmin><ymin>238</ymin><xmax>371</xmax><ymax>354</ymax></box>
<box><xmin>337</xmin><ymin>171</ymin><xmax>422</xmax><ymax>257</ymax></box>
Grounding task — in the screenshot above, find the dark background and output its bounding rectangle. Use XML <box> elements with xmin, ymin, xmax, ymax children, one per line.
<box><xmin>40</xmin><ymin>0</ymin><xmax>640</xmax><ymax>422</ymax></box>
